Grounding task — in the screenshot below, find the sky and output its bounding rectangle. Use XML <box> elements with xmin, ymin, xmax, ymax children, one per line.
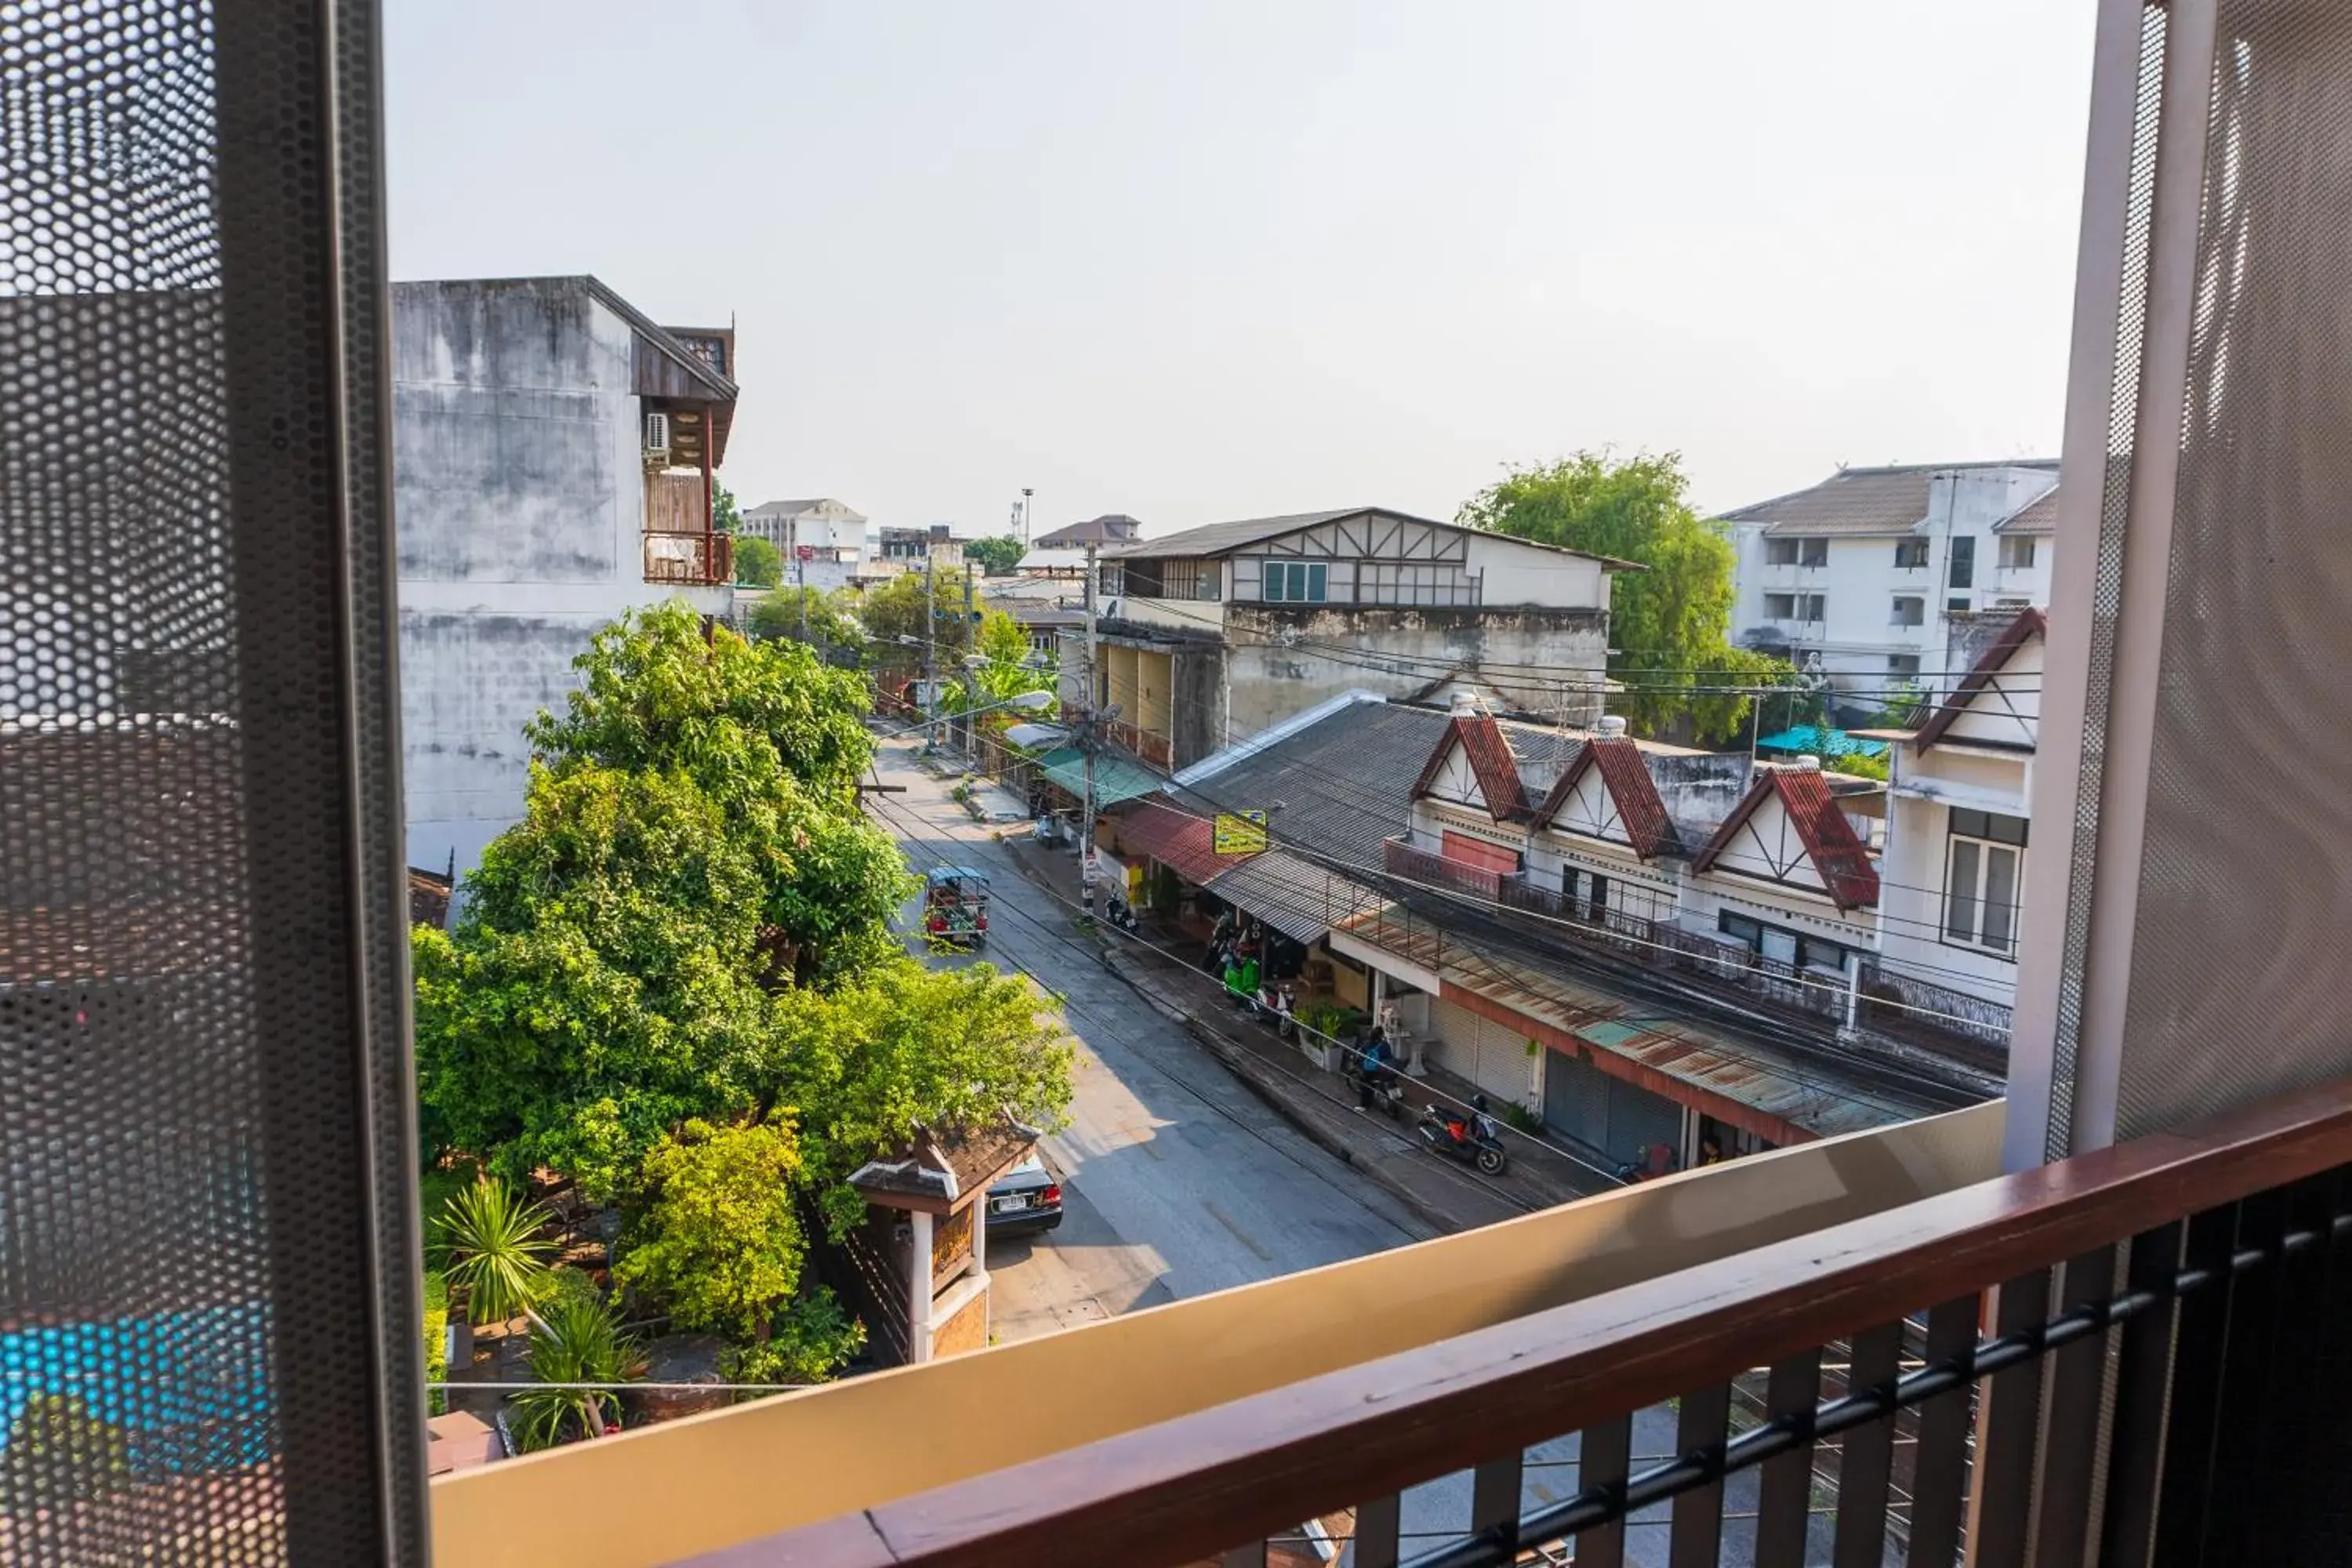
<box><xmin>383</xmin><ymin>2</ymin><xmax>2098</xmax><ymax>538</ymax></box>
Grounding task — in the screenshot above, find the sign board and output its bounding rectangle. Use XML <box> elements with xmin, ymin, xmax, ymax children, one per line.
<box><xmin>1081</xmin><ymin>850</ymin><xmax>1099</xmax><ymax>887</ymax></box>
<box><xmin>794</xmin><ymin>544</ymin><xmax>815</xmax><ymax>561</ymax></box>
<box><xmin>1213</xmin><ymin>811</ymin><xmax>1269</xmax><ymax>855</ymax></box>
<box><xmin>931</xmin><ymin>1205</ymin><xmax>974</xmax><ymax>1289</ymax></box>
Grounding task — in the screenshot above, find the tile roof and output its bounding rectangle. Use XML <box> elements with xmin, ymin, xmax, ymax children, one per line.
<box><xmin>1719</xmin><ymin>460</ymin><xmax>2059</xmax><ymax>538</ymax></box>
<box><xmin>1410</xmin><ymin>711</ymin><xmax>1531</xmax><ymax>822</ymax></box>
<box><xmin>1914</xmin><ymin>608</ymin><xmax>2047</xmax><ymax>751</ymax></box>
<box><xmin>1533</xmin><ymin>739</ymin><xmax>1679</xmax><ymax>858</ymax></box>
<box><xmin>845</xmin><ymin>1112</ymin><xmax>1042</xmax><ymax>1209</ymax></box>
<box><xmin>1693</xmin><ymin>767</ymin><xmax>1881</xmax><ymax>909</ymax></box>
<box><xmin>1994</xmin><ymin>486</ymin><xmax>2061</xmax><ymax>534</ymax></box>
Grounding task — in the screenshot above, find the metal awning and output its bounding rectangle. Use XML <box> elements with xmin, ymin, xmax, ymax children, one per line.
<box><xmin>1109</xmin><ymin>799</ymin><xmax>1251</xmax><ymax>886</ymax></box>
<box><xmin>1040</xmin><ymin>750</ymin><xmax>1163</xmax><ymax>807</ymax></box>
<box><xmin>1203</xmin><ymin>849</ymin><xmax>1385</xmax><ymax>945</ymax></box>
<box><xmin>1003</xmin><ymin>722</ymin><xmax>1071</xmax><ymax>750</ymax></box>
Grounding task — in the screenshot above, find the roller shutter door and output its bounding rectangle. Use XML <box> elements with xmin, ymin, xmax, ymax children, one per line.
<box><xmin>1428</xmin><ymin>997</ymin><xmax>1532</xmax><ymax>1106</ymax></box>
<box><xmin>1541</xmin><ymin>1047</ymin><xmax>1686</xmax><ymax>1168</ymax></box>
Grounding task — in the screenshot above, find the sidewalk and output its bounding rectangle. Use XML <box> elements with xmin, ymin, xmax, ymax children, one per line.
<box><xmin>998</xmin><ymin>835</ymin><xmax>1615</xmax><ymax>1236</ymax></box>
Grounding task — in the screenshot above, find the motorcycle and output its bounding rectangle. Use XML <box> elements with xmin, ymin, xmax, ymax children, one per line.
<box><xmin>1254</xmin><ymin>982</ymin><xmax>1298</xmax><ymax>1041</ymax></box>
<box><xmin>1417</xmin><ymin>1094</ymin><xmax>1509</xmax><ymax>1176</ymax></box>
<box><xmin>1350</xmin><ymin>1052</ymin><xmax>1406</xmax><ymax>1120</ymax></box>
<box><xmin>1102</xmin><ymin>893</ymin><xmax>1141</xmax><ymax>934</ymax></box>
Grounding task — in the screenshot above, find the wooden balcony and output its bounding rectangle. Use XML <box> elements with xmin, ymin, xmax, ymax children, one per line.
<box><xmin>648</xmin><ymin>1075</ymin><xmax>2352</xmax><ymax>1567</ymax></box>
<box><xmin>643</xmin><ymin>531</ymin><xmax>732</xmax><ymax>588</ymax></box>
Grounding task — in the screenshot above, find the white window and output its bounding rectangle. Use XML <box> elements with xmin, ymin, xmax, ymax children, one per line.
<box><xmin>1893</xmin><ymin>538</ymin><xmax>1929</xmax><ymax>568</ymax></box>
<box><xmin>1763</xmin><ymin>592</ymin><xmax>1823</xmax><ymax>622</ymax></box>
<box><xmin>1765</xmin><ymin>537</ymin><xmax>1827</xmax><ymax>567</ymax></box>
<box><xmin>1765</xmin><ymin>539</ymin><xmax>1798</xmax><ymax>565</ymax></box>
<box><xmin>1890</xmin><ymin>596</ymin><xmax>1925</xmax><ymax>627</ymax></box>
<box><xmin>1944</xmin><ymin>808</ymin><xmax>2027</xmax><ymax>955</ymax></box>
<box><xmin>1262</xmin><ymin>561</ymin><xmax>1328</xmax><ymax>604</ymax></box>
<box><xmin>1888</xmin><ymin>653</ymin><xmax>1922</xmax><ymax>677</ymax></box>
<box><xmin>1998</xmin><ymin>535</ymin><xmax>2038</xmax><ymax>570</ymax></box>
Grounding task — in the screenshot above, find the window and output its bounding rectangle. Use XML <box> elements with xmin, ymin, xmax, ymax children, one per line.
<box><xmin>1947</xmin><ymin>596</ymin><xmax>1972</xmax><ymax>612</ymax></box>
<box><xmin>1798</xmin><ymin>538</ymin><xmax>1828</xmax><ymax>568</ymax></box>
<box><xmin>1765</xmin><ymin>538</ymin><xmax>1799</xmax><ymax>565</ymax></box>
<box><xmin>1766</xmin><ymin>537</ymin><xmax>1827</xmax><ymax>567</ymax></box>
<box><xmin>1944</xmin><ymin>808</ymin><xmax>2027</xmax><ymax>954</ymax></box>
<box><xmin>1262</xmin><ymin>561</ymin><xmax>1328</xmax><ymax>603</ymax></box>
<box><xmin>1888</xmin><ymin>653</ymin><xmax>1921</xmax><ymax>677</ymax></box>
<box><xmin>1890</xmin><ymin>596</ymin><xmax>1925</xmax><ymax>627</ymax></box>
<box><xmin>1894</xmin><ymin>538</ymin><xmax>1929</xmax><ymax>568</ymax></box>
<box><xmin>1765</xmin><ymin>593</ymin><xmax>1825</xmax><ymax>622</ymax></box>
<box><xmin>1998</xmin><ymin>535</ymin><xmax>2037</xmax><ymax>570</ymax></box>
<box><xmin>1948</xmin><ymin>535</ymin><xmax>1976</xmax><ymax>589</ymax></box>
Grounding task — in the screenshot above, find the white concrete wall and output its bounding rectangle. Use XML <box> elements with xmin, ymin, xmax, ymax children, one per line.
<box><xmin>1459</xmin><ymin>535</ymin><xmax>1610</xmax><ymax>608</ymax></box>
<box><xmin>394</xmin><ymin>278</ymin><xmax>728</xmax><ymax>882</ymax></box>
<box><xmin>1878</xmin><ymin>734</ymin><xmax>2031</xmax><ymax>1009</ymax></box>
<box><xmin>1223</xmin><ymin>606</ymin><xmax>1610</xmax><ymax>736</ymax></box>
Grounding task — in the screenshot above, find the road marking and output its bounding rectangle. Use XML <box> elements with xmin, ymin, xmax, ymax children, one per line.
<box><xmin>1201</xmin><ymin>1200</ymin><xmax>1274</xmax><ymax>1261</ymax></box>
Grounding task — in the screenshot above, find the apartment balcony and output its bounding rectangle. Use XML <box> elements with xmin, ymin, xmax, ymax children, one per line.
<box><xmin>1384</xmin><ymin>834</ymin><xmax>1519</xmax><ymax>902</ymax></box>
<box><xmin>431</xmin><ymin>1074</ymin><xmax>2352</xmax><ymax>1567</ymax></box>
<box><xmin>643</xmin><ymin>531</ymin><xmax>733</xmax><ymax>589</ymax></box>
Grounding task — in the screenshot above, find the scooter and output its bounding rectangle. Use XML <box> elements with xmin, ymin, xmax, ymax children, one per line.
<box><xmin>1417</xmin><ymin>1094</ymin><xmax>1509</xmax><ymax>1176</ymax></box>
<box><xmin>1351</xmin><ymin>1056</ymin><xmax>1407</xmax><ymax>1120</ymax></box>
<box><xmin>1102</xmin><ymin>894</ymin><xmax>1141</xmax><ymax>934</ymax></box>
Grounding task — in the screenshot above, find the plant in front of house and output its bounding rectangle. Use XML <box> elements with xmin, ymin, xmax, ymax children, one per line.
<box><xmin>437</xmin><ymin>1178</ymin><xmax>559</xmax><ymax>1327</ymax></box>
<box><xmin>510</xmin><ymin>1294</ymin><xmax>641</xmax><ymax>1452</ymax></box>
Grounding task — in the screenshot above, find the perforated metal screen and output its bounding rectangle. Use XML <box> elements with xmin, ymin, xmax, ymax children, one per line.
<box><xmin>2114</xmin><ymin>3</ymin><xmax>2352</xmax><ymax>1140</ymax></box>
<box><xmin>2</xmin><ymin>1</ymin><xmax>422</xmax><ymax>1562</ymax></box>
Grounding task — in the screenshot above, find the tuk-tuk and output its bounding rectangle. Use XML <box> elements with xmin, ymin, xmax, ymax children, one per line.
<box><xmin>923</xmin><ymin>866</ymin><xmax>991</xmax><ymax>948</ymax></box>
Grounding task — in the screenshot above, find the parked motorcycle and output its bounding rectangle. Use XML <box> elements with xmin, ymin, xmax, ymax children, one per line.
<box><xmin>1417</xmin><ymin>1094</ymin><xmax>1508</xmax><ymax>1176</ymax></box>
<box><xmin>1351</xmin><ymin>1055</ymin><xmax>1406</xmax><ymax>1120</ymax></box>
<box><xmin>1102</xmin><ymin>894</ymin><xmax>1142</xmax><ymax>934</ymax></box>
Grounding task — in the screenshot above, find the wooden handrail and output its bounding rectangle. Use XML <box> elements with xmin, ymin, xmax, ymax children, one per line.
<box><xmin>713</xmin><ymin>1074</ymin><xmax>2352</xmax><ymax>1567</ymax></box>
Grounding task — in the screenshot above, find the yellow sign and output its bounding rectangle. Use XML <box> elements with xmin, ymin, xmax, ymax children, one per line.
<box><xmin>1213</xmin><ymin>811</ymin><xmax>1269</xmax><ymax>855</ymax></box>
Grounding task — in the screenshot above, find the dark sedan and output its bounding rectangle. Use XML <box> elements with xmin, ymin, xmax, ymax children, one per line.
<box><xmin>983</xmin><ymin>1153</ymin><xmax>1062</xmax><ymax>1236</ymax></box>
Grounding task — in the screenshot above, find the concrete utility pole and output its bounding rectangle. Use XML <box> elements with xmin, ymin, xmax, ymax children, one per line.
<box><xmin>1021</xmin><ymin>486</ymin><xmax>1034</xmax><ymax>549</ymax></box>
<box><xmin>1081</xmin><ymin>538</ymin><xmax>1100</xmax><ymax>923</ymax></box>
<box><xmin>964</xmin><ymin>561</ymin><xmax>978</xmax><ymax>753</ymax></box>
<box><xmin>921</xmin><ymin>554</ymin><xmax>936</xmax><ymax>745</ymax></box>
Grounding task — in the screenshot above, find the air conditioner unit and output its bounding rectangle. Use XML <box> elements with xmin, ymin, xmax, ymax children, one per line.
<box><xmin>643</xmin><ymin>411</ymin><xmax>671</xmax><ymax>457</ymax></box>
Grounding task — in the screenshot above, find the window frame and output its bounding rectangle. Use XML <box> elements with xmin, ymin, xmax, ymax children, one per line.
<box><xmin>1890</xmin><ymin>595</ymin><xmax>1926</xmax><ymax>627</ymax></box>
<box><xmin>1943</xmin><ymin>808</ymin><xmax>2027</xmax><ymax>956</ymax></box>
<box><xmin>1948</xmin><ymin>535</ymin><xmax>1976</xmax><ymax>589</ymax></box>
<box><xmin>1261</xmin><ymin>560</ymin><xmax>1330</xmax><ymax>604</ymax></box>
<box><xmin>1998</xmin><ymin>535</ymin><xmax>2038</xmax><ymax>571</ymax></box>
<box><xmin>1797</xmin><ymin>537</ymin><xmax>1828</xmax><ymax>568</ymax></box>
<box><xmin>1893</xmin><ymin>538</ymin><xmax>1929</xmax><ymax>569</ymax></box>
<box><xmin>1765</xmin><ymin>538</ymin><xmax>1800</xmax><ymax>566</ymax></box>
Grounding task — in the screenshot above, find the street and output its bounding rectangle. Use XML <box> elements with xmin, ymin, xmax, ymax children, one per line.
<box><xmin>862</xmin><ymin>737</ymin><xmax>1432</xmax><ymax>1345</ymax></box>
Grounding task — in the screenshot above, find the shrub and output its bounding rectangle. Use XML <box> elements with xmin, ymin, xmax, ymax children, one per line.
<box><xmin>423</xmin><ymin>1272</ymin><xmax>449</xmax><ymax>1417</ymax></box>
<box><xmin>437</xmin><ymin>1179</ymin><xmax>559</xmax><ymax>1326</ymax></box>
<box><xmin>510</xmin><ymin>1294</ymin><xmax>640</xmax><ymax>1452</ymax></box>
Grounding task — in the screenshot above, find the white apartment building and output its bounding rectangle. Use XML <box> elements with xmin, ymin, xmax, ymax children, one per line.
<box><xmin>1719</xmin><ymin>462</ymin><xmax>2057</xmax><ymax>714</ymax></box>
<box><xmin>740</xmin><ymin>497</ymin><xmax>869</xmax><ymax>562</ymax></box>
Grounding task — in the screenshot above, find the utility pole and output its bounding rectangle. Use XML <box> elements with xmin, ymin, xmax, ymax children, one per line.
<box><xmin>964</xmin><ymin>561</ymin><xmax>978</xmax><ymax>755</ymax></box>
<box><xmin>1080</xmin><ymin>538</ymin><xmax>1100</xmax><ymax>924</ymax></box>
<box><xmin>1021</xmin><ymin>486</ymin><xmax>1034</xmax><ymax>549</ymax></box>
<box><xmin>921</xmin><ymin>554</ymin><xmax>936</xmax><ymax>748</ymax></box>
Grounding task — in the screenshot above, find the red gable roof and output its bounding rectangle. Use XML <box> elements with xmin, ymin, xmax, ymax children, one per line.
<box><xmin>1408</xmin><ymin>712</ymin><xmax>1529</xmax><ymax>822</ymax></box>
<box><xmin>1693</xmin><ymin>767</ymin><xmax>1880</xmax><ymax>909</ymax></box>
<box><xmin>1914</xmin><ymin>608</ymin><xmax>2046</xmax><ymax>751</ymax></box>
<box><xmin>1533</xmin><ymin>739</ymin><xmax>1679</xmax><ymax>859</ymax></box>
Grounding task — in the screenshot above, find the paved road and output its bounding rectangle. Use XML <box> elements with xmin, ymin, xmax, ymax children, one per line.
<box><xmin>863</xmin><ymin>739</ymin><xmax>1431</xmax><ymax>1344</ymax></box>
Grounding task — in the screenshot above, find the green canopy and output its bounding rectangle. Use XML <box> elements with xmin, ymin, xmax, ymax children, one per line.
<box><xmin>1038</xmin><ymin>750</ymin><xmax>1163</xmax><ymax>806</ymax></box>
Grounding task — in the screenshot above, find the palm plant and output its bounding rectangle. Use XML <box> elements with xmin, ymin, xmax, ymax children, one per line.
<box><xmin>437</xmin><ymin>1178</ymin><xmax>558</xmax><ymax>1327</ymax></box>
<box><xmin>510</xmin><ymin>1294</ymin><xmax>641</xmax><ymax>1452</ymax></box>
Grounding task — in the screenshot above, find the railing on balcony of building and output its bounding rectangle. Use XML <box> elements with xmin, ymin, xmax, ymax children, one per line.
<box><xmin>1383</xmin><ymin>835</ymin><xmax>1518</xmax><ymax>902</ymax></box>
<box><xmin>1104</xmin><ymin>718</ymin><xmax>1173</xmax><ymax>770</ymax></box>
<box><xmin>1403</xmin><ymin>841</ymin><xmax>2013</xmax><ymax>1063</ymax></box>
<box><xmin>644</xmin><ymin>531</ymin><xmax>733</xmax><ymax>588</ymax></box>
<box><xmin>715</xmin><ymin>1075</ymin><xmax>2352</xmax><ymax>1568</ymax></box>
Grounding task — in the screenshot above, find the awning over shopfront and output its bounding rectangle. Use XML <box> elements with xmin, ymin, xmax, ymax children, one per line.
<box><xmin>1108</xmin><ymin>799</ymin><xmax>1253</xmax><ymax>887</ymax></box>
<box><xmin>1203</xmin><ymin>849</ymin><xmax>1385</xmax><ymax>946</ymax></box>
<box><xmin>1039</xmin><ymin>749</ymin><xmax>1163</xmax><ymax>807</ymax></box>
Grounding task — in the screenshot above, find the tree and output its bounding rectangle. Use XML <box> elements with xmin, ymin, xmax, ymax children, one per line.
<box><xmin>1457</xmin><ymin>451</ymin><xmax>1798</xmax><ymax>741</ymax></box>
<box><xmin>734</xmin><ymin>535</ymin><xmax>783</xmax><ymax>588</ymax></box>
<box><xmin>857</xmin><ymin>568</ymin><xmax>978</xmax><ymax>665</ymax></box>
<box><xmin>962</xmin><ymin>535</ymin><xmax>1025</xmax><ymax>576</ymax></box>
<box><xmin>712</xmin><ymin>481</ymin><xmax>742</xmax><ymax>534</ymax></box>
<box><xmin>942</xmin><ymin>609</ymin><xmax>1054</xmax><ymax>718</ymax></box>
<box><xmin>772</xmin><ymin>961</ymin><xmax>1074</xmax><ymax>1237</ymax></box>
<box><xmin>437</xmin><ymin>1178</ymin><xmax>559</xmax><ymax>1323</ymax></box>
<box><xmin>747</xmin><ymin>586</ymin><xmax>867</xmax><ymax>656</ymax></box>
<box><xmin>611</xmin><ymin>1118</ymin><xmax>860</xmax><ymax>1385</ymax></box>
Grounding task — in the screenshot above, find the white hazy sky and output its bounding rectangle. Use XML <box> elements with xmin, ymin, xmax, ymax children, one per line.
<box><xmin>383</xmin><ymin>2</ymin><xmax>2096</xmax><ymax>536</ymax></box>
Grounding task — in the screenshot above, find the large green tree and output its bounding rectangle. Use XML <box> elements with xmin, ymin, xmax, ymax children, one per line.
<box><xmin>857</xmin><ymin>568</ymin><xmax>978</xmax><ymax>665</ymax></box>
<box><xmin>962</xmin><ymin>535</ymin><xmax>1025</xmax><ymax>576</ymax></box>
<box><xmin>1457</xmin><ymin>451</ymin><xmax>1795</xmax><ymax>741</ymax></box>
<box><xmin>747</xmin><ymin>586</ymin><xmax>867</xmax><ymax>655</ymax></box>
<box><xmin>733</xmin><ymin>535</ymin><xmax>783</xmax><ymax>588</ymax></box>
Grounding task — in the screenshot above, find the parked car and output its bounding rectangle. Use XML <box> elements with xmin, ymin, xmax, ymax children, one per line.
<box><xmin>984</xmin><ymin>1154</ymin><xmax>1063</xmax><ymax>1236</ymax></box>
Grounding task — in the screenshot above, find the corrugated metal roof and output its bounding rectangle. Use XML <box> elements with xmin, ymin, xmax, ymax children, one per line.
<box><xmin>1109</xmin><ymin>799</ymin><xmax>1254</xmax><ymax>886</ymax></box>
<box><xmin>1203</xmin><ymin>849</ymin><xmax>1387</xmax><ymax>945</ymax></box>
<box><xmin>1102</xmin><ymin>506</ymin><xmax>1629</xmax><ymax>567</ymax></box>
<box><xmin>1341</xmin><ymin>912</ymin><xmax>1936</xmax><ymax>1138</ymax></box>
<box><xmin>1163</xmin><ymin>700</ymin><xmax>1455</xmax><ymax>873</ymax></box>
<box><xmin>1040</xmin><ymin>751</ymin><xmax>1163</xmax><ymax>806</ymax></box>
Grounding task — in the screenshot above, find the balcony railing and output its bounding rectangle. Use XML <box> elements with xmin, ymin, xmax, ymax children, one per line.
<box><xmin>698</xmin><ymin>1075</ymin><xmax>2352</xmax><ymax>1567</ymax></box>
<box><xmin>1104</xmin><ymin>717</ymin><xmax>1173</xmax><ymax>769</ymax></box>
<box><xmin>1384</xmin><ymin>835</ymin><xmax>1516</xmax><ymax>902</ymax></box>
<box><xmin>644</xmin><ymin>531</ymin><xmax>733</xmax><ymax>588</ymax></box>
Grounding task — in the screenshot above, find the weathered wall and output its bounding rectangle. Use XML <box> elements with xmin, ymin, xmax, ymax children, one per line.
<box><xmin>1224</xmin><ymin>605</ymin><xmax>1609</xmax><ymax>740</ymax></box>
<box><xmin>394</xmin><ymin>278</ymin><xmax>726</xmax><ymax>881</ymax></box>
<box><xmin>1170</xmin><ymin>644</ymin><xmax>1225</xmax><ymax>769</ymax></box>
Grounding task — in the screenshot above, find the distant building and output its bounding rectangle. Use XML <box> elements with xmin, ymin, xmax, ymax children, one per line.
<box><xmin>877</xmin><ymin>524</ymin><xmax>962</xmax><ymax>564</ymax></box>
<box><xmin>1075</xmin><ymin>506</ymin><xmax>1628</xmax><ymax>770</ymax></box>
<box><xmin>1033</xmin><ymin>513</ymin><xmax>1144</xmax><ymax>550</ymax></box>
<box><xmin>741</xmin><ymin>497</ymin><xmax>868</xmax><ymax>562</ymax></box>
<box><xmin>1719</xmin><ymin>462</ymin><xmax>2057</xmax><ymax>717</ymax></box>
<box><xmin>394</xmin><ymin>275</ymin><xmax>739</xmax><ymax>880</ymax></box>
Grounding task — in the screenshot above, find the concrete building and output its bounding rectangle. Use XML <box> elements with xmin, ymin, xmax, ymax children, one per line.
<box><xmin>1078</xmin><ymin>507</ymin><xmax>1628</xmax><ymax>770</ymax></box>
<box><xmin>877</xmin><ymin>524</ymin><xmax>962</xmax><ymax>564</ymax></box>
<box><xmin>394</xmin><ymin>275</ymin><xmax>739</xmax><ymax>880</ymax></box>
<box><xmin>741</xmin><ymin>497</ymin><xmax>868</xmax><ymax>562</ymax></box>
<box><xmin>1719</xmin><ymin>461</ymin><xmax>2057</xmax><ymax>716</ymax></box>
